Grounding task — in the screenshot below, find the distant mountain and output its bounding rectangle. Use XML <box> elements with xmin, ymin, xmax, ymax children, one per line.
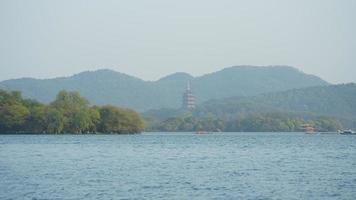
<box><xmin>0</xmin><ymin>66</ymin><xmax>328</xmax><ymax>111</ymax></box>
<box><xmin>158</xmin><ymin>72</ymin><xmax>194</xmax><ymax>82</ymax></box>
<box><xmin>192</xmin><ymin>66</ymin><xmax>328</xmax><ymax>102</ymax></box>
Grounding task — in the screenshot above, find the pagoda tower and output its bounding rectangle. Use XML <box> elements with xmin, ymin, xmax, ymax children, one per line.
<box><xmin>182</xmin><ymin>81</ymin><xmax>195</xmax><ymax>110</ymax></box>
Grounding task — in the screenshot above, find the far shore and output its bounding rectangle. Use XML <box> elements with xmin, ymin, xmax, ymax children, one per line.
<box><xmin>0</xmin><ymin>131</ymin><xmax>343</xmax><ymax>135</ymax></box>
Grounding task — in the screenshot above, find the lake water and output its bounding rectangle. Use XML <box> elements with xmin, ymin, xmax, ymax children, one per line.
<box><xmin>1</xmin><ymin>132</ymin><xmax>356</xmax><ymax>200</ymax></box>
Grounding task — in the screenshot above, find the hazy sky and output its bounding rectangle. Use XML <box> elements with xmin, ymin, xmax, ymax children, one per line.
<box><xmin>0</xmin><ymin>0</ymin><xmax>355</xmax><ymax>83</ymax></box>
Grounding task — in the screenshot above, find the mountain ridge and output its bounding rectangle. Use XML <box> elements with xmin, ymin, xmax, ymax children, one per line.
<box><xmin>0</xmin><ymin>66</ymin><xmax>329</xmax><ymax>111</ymax></box>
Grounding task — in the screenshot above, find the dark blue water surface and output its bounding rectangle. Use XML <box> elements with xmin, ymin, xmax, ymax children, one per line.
<box><xmin>1</xmin><ymin>132</ymin><xmax>356</xmax><ymax>200</ymax></box>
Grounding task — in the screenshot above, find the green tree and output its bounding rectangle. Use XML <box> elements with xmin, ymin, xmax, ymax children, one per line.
<box><xmin>51</xmin><ymin>90</ymin><xmax>89</xmax><ymax>112</ymax></box>
<box><xmin>0</xmin><ymin>103</ymin><xmax>30</xmax><ymax>132</ymax></box>
<box><xmin>44</xmin><ymin>107</ymin><xmax>65</xmax><ymax>134</ymax></box>
<box><xmin>24</xmin><ymin>104</ymin><xmax>47</xmax><ymax>132</ymax></box>
<box><xmin>99</xmin><ymin>105</ymin><xmax>144</xmax><ymax>134</ymax></box>
<box><xmin>69</xmin><ymin>109</ymin><xmax>92</xmax><ymax>133</ymax></box>
<box><xmin>50</xmin><ymin>90</ymin><xmax>90</xmax><ymax>133</ymax></box>
<box><xmin>88</xmin><ymin>107</ymin><xmax>101</xmax><ymax>132</ymax></box>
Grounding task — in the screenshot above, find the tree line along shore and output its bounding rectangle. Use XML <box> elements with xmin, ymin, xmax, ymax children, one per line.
<box><xmin>0</xmin><ymin>89</ymin><xmax>345</xmax><ymax>134</ymax></box>
<box><xmin>0</xmin><ymin>90</ymin><xmax>144</xmax><ymax>134</ymax></box>
<box><xmin>145</xmin><ymin>114</ymin><xmax>343</xmax><ymax>132</ymax></box>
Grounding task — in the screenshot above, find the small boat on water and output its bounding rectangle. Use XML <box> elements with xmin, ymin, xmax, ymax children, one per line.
<box><xmin>338</xmin><ymin>129</ymin><xmax>356</xmax><ymax>135</ymax></box>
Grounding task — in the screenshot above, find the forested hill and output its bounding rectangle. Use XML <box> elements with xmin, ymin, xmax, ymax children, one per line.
<box><xmin>0</xmin><ymin>66</ymin><xmax>328</xmax><ymax>111</ymax></box>
<box><xmin>144</xmin><ymin>83</ymin><xmax>356</xmax><ymax>132</ymax></box>
<box><xmin>198</xmin><ymin>83</ymin><xmax>356</xmax><ymax>120</ymax></box>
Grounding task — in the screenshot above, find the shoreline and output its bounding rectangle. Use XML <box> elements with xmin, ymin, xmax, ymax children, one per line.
<box><xmin>0</xmin><ymin>131</ymin><xmax>342</xmax><ymax>135</ymax></box>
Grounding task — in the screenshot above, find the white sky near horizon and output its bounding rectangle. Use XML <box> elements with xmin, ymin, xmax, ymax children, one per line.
<box><xmin>0</xmin><ymin>0</ymin><xmax>355</xmax><ymax>83</ymax></box>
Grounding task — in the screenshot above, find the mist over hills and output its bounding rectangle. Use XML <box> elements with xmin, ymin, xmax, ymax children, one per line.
<box><xmin>0</xmin><ymin>66</ymin><xmax>328</xmax><ymax>111</ymax></box>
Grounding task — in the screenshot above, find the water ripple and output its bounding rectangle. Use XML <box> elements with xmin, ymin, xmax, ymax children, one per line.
<box><xmin>1</xmin><ymin>133</ymin><xmax>356</xmax><ymax>199</ymax></box>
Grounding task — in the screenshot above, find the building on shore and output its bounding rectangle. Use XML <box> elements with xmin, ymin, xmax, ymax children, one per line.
<box><xmin>182</xmin><ymin>81</ymin><xmax>195</xmax><ymax>110</ymax></box>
